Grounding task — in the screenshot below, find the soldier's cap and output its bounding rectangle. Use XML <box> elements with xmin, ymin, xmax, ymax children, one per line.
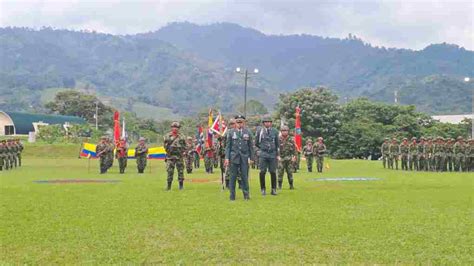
<box><xmin>229</xmin><ymin>118</ymin><xmax>236</xmax><ymax>124</ymax></box>
<box><xmin>234</xmin><ymin>115</ymin><xmax>246</xmax><ymax>122</ymax></box>
<box><xmin>317</xmin><ymin>137</ymin><xmax>323</xmax><ymax>140</ymax></box>
<box><xmin>101</xmin><ymin>136</ymin><xmax>107</xmax><ymax>139</ymax></box>
<box><xmin>280</xmin><ymin>125</ymin><xmax>289</xmax><ymax>131</ymax></box>
<box><xmin>403</xmin><ymin>137</ymin><xmax>408</xmax><ymax>140</ymax></box>
<box><xmin>384</xmin><ymin>137</ymin><xmax>389</xmax><ymax>141</ymax></box>
<box><xmin>171</xmin><ymin>121</ymin><xmax>181</xmax><ymax>128</ymax></box>
<box><xmin>139</xmin><ymin>137</ymin><xmax>146</xmax><ymax>141</ymax></box>
<box><xmin>306</xmin><ymin>138</ymin><xmax>312</xmax><ymax>142</ymax></box>
<box><xmin>261</xmin><ymin>115</ymin><xmax>272</xmax><ymax>123</ymax></box>
<box><xmin>411</xmin><ymin>137</ymin><xmax>417</xmax><ymax>140</ymax></box>
<box><xmin>187</xmin><ymin>136</ymin><xmax>193</xmax><ymax>140</ymax></box>
<box><xmin>457</xmin><ymin>136</ymin><xmax>464</xmax><ymax>140</ymax></box>
<box><xmin>392</xmin><ymin>138</ymin><xmax>397</xmax><ymax>141</ymax></box>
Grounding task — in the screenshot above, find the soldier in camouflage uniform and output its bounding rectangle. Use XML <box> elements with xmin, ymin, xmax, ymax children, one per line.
<box><xmin>106</xmin><ymin>138</ymin><xmax>115</xmax><ymax>170</ymax></box>
<box><xmin>193</xmin><ymin>139</ymin><xmax>200</xmax><ymax>169</ymax></box>
<box><xmin>380</xmin><ymin>138</ymin><xmax>390</xmax><ymax>169</ymax></box>
<box><xmin>185</xmin><ymin>137</ymin><xmax>194</xmax><ymax>174</ymax></box>
<box><xmin>116</xmin><ymin>138</ymin><xmax>128</xmax><ymax>174</ymax></box>
<box><xmin>433</xmin><ymin>137</ymin><xmax>445</xmax><ymax>172</ymax></box>
<box><xmin>467</xmin><ymin>139</ymin><xmax>474</xmax><ymax>172</ymax></box>
<box><xmin>15</xmin><ymin>139</ymin><xmax>24</xmax><ymax>167</ymax></box>
<box><xmin>452</xmin><ymin>137</ymin><xmax>465</xmax><ymax>172</ymax></box>
<box><xmin>388</xmin><ymin>138</ymin><xmax>399</xmax><ymax>170</ymax></box>
<box><xmin>277</xmin><ymin>125</ymin><xmax>297</xmax><ymax>189</ymax></box>
<box><xmin>408</xmin><ymin>137</ymin><xmax>418</xmax><ymax>171</ymax></box>
<box><xmin>7</xmin><ymin>139</ymin><xmax>16</xmax><ymax>168</ymax></box>
<box><xmin>95</xmin><ymin>136</ymin><xmax>110</xmax><ymax>174</ymax></box>
<box><xmin>418</xmin><ymin>137</ymin><xmax>426</xmax><ymax>171</ymax></box>
<box><xmin>303</xmin><ymin>138</ymin><xmax>314</xmax><ymax>172</ymax></box>
<box><xmin>313</xmin><ymin>137</ymin><xmax>327</xmax><ymax>173</ymax></box>
<box><xmin>0</xmin><ymin>140</ymin><xmax>6</xmax><ymax>171</ymax></box>
<box><xmin>135</xmin><ymin>137</ymin><xmax>148</xmax><ymax>174</ymax></box>
<box><xmin>400</xmin><ymin>138</ymin><xmax>409</xmax><ymax>171</ymax></box>
<box><xmin>445</xmin><ymin>138</ymin><xmax>454</xmax><ymax>172</ymax></box>
<box><xmin>164</xmin><ymin>122</ymin><xmax>186</xmax><ymax>190</ymax></box>
<box><xmin>203</xmin><ymin>145</ymin><xmax>214</xmax><ymax>174</ymax></box>
<box><xmin>425</xmin><ymin>137</ymin><xmax>434</xmax><ymax>171</ymax></box>
<box><xmin>2</xmin><ymin>140</ymin><xmax>10</xmax><ymax>170</ymax></box>
<box><xmin>213</xmin><ymin>140</ymin><xmax>219</xmax><ymax>169</ymax></box>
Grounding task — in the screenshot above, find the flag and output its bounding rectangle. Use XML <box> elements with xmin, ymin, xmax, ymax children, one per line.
<box><xmin>80</xmin><ymin>143</ymin><xmax>98</xmax><ymax>158</ymax></box>
<box><xmin>121</xmin><ymin>117</ymin><xmax>126</xmax><ymax>139</ymax></box>
<box><xmin>207</xmin><ymin>109</ymin><xmax>213</xmax><ymax>148</ymax></box>
<box><xmin>295</xmin><ymin>106</ymin><xmax>302</xmax><ymax>152</ymax></box>
<box><xmin>196</xmin><ymin>125</ymin><xmax>203</xmax><ymax>155</ymax></box>
<box><xmin>80</xmin><ymin>143</ymin><xmax>166</xmax><ymax>159</ymax></box>
<box><xmin>113</xmin><ymin>111</ymin><xmax>120</xmax><ymax>143</ymax></box>
<box><xmin>210</xmin><ymin>113</ymin><xmax>227</xmax><ymax>136</ymax></box>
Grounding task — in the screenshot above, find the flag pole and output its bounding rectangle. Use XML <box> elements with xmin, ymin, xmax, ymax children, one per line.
<box><xmin>87</xmin><ymin>155</ymin><xmax>91</xmax><ymax>173</ymax></box>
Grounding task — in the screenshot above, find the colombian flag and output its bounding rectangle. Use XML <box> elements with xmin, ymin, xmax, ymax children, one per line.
<box><xmin>80</xmin><ymin>143</ymin><xmax>166</xmax><ymax>159</ymax></box>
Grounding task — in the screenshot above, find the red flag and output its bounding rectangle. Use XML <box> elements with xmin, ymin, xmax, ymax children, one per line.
<box><xmin>295</xmin><ymin>106</ymin><xmax>302</xmax><ymax>152</ymax></box>
<box><xmin>210</xmin><ymin>113</ymin><xmax>227</xmax><ymax>136</ymax></box>
<box><xmin>113</xmin><ymin>111</ymin><xmax>120</xmax><ymax>144</ymax></box>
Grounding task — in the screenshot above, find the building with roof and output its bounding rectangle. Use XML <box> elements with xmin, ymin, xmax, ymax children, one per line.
<box><xmin>431</xmin><ymin>114</ymin><xmax>473</xmax><ymax>124</ymax></box>
<box><xmin>0</xmin><ymin>111</ymin><xmax>86</xmax><ymax>136</ymax></box>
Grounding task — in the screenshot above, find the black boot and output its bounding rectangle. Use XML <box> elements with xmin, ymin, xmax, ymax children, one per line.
<box><xmin>270</xmin><ymin>172</ymin><xmax>277</xmax><ymax>192</ymax></box>
<box><xmin>261</xmin><ymin>189</ymin><xmax>266</xmax><ymax>196</ymax></box>
<box><xmin>289</xmin><ymin>181</ymin><xmax>294</xmax><ymax>190</ymax></box>
<box><xmin>166</xmin><ymin>181</ymin><xmax>172</xmax><ymax>191</ymax></box>
<box><xmin>278</xmin><ymin>181</ymin><xmax>282</xmax><ymax>190</ymax></box>
<box><xmin>179</xmin><ymin>180</ymin><xmax>184</xmax><ymax>190</ymax></box>
<box><xmin>225</xmin><ymin>179</ymin><xmax>229</xmax><ymax>189</ymax></box>
<box><xmin>0</xmin><ymin>166</ymin><xmax>3</xmax><ymax>171</ymax></box>
<box><xmin>271</xmin><ymin>188</ymin><xmax>277</xmax><ymax>195</ymax></box>
<box><xmin>259</xmin><ymin>172</ymin><xmax>266</xmax><ymax>191</ymax></box>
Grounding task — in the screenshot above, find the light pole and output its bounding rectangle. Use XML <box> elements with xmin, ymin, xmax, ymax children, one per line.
<box><xmin>236</xmin><ymin>67</ymin><xmax>259</xmax><ymax>118</ymax></box>
<box><xmin>464</xmin><ymin>77</ymin><xmax>473</xmax><ymax>138</ymax></box>
<box><xmin>95</xmin><ymin>101</ymin><xmax>99</xmax><ymax>130</ymax></box>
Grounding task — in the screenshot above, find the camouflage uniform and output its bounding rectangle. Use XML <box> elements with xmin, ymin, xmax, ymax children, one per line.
<box><xmin>303</xmin><ymin>139</ymin><xmax>314</xmax><ymax>172</ymax></box>
<box><xmin>445</xmin><ymin>139</ymin><xmax>454</xmax><ymax>172</ymax></box>
<box><xmin>313</xmin><ymin>138</ymin><xmax>327</xmax><ymax>173</ymax></box>
<box><xmin>388</xmin><ymin>139</ymin><xmax>399</xmax><ymax>170</ymax></box>
<box><xmin>95</xmin><ymin>137</ymin><xmax>109</xmax><ymax>174</ymax></box>
<box><xmin>185</xmin><ymin>137</ymin><xmax>194</xmax><ymax>174</ymax></box>
<box><xmin>203</xmin><ymin>146</ymin><xmax>214</xmax><ymax>173</ymax></box>
<box><xmin>433</xmin><ymin>138</ymin><xmax>445</xmax><ymax>172</ymax></box>
<box><xmin>135</xmin><ymin>139</ymin><xmax>148</xmax><ymax>174</ymax></box>
<box><xmin>16</xmin><ymin>139</ymin><xmax>24</xmax><ymax>167</ymax></box>
<box><xmin>9</xmin><ymin>140</ymin><xmax>18</xmax><ymax>168</ymax></box>
<box><xmin>106</xmin><ymin>139</ymin><xmax>115</xmax><ymax>170</ymax></box>
<box><xmin>408</xmin><ymin>138</ymin><xmax>418</xmax><ymax>171</ymax></box>
<box><xmin>400</xmin><ymin>139</ymin><xmax>409</xmax><ymax>171</ymax></box>
<box><xmin>164</xmin><ymin>122</ymin><xmax>186</xmax><ymax>190</ymax></box>
<box><xmin>380</xmin><ymin>138</ymin><xmax>390</xmax><ymax>169</ymax></box>
<box><xmin>212</xmin><ymin>141</ymin><xmax>219</xmax><ymax>169</ymax></box>
<box><xmin>417</xmin><ymin>138</ymin><xmax>426</xmax><ymax>171</ymax></box>
<box><xmin>467</xmin><ymin>140</ymin><xmax>474</xmax><ymax>172</ymax></box>
<box><xmin>116</xmin><ymin>139</ymin><xmax>128</xmax><ymax>174</ymax></box>
<box><xmin>278</xmin><ymin>126</ymin><xmax>297</xmax><ymax>189</ymax></box>
<box><xmin>453</xmin><ymin>137</ymin><xmax>466</xmax><ymax>172</ymax></box>
<box><xmin>0</xmin><ymin>141</ymin><xmax>6</xmax><ymax>171</ymax></box>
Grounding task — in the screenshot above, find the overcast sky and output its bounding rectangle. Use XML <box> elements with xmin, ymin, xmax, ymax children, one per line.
<box><xmin>0</xmin><ymin>0</ymin><xmax>472</xmax><ymax>50</ymax></box>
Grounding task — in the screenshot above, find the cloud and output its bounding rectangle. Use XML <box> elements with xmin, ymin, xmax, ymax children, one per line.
<box><xmin>0</xmin><ymin>0</ymin><xmax>472</xmax><ymax>50</ymax></box>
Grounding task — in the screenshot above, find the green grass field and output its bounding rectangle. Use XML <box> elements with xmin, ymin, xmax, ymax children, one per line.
<box><xmin>1</xmin><ymin>146</ymin><xmax>473</xmax><ymax>264</ymax></box>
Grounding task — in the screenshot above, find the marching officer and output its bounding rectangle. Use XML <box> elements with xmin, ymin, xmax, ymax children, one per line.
<box><xmin>135</xmin><ymin>137</ymin><xmax>148</xmax><ymax>174</ymax></box>
<box><xmin>303</xmin><ymin>138</ymin><xmax>314</xmax><ymax>172</ymax></box>
<box><xmin>116</xmin><ymin>137</ymin><xmax>128</xmax><ymax>174</ymax></box>
<box><xmin>255</xmin><ymin>115</ymin><xmax>279</xmax><ymax>196</ymax></box>
<box><xmin>313</xmin><ymin>137</ymin><xmax>327</xmax><ymax>173</ymax></box>
<box><xmin>164</xmin><ymin>122</ymin><xmax>187</xmax><ymax>190</ymax></box>
<box><xmin>224</xmin><ymin>115</ymin><xmax>254</xmax><ymax>201</ymax></box>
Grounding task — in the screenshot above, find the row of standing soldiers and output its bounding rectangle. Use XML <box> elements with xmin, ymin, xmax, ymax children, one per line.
<box><xmin>380</xmin><ymin>136</ymin><xmax>474</xmax><ymax>172</ymax></box>
<box><xmin>95</xmin><ymin>136</ymin><xmax>149</xmax><ymax>174</ymax></box>
<box><xmin>0</xmin><ymin>139</ymin><xmax>24</xmax><ymax>171</ymax></box>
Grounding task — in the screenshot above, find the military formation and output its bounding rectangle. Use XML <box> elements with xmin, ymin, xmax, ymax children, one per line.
<box><xmin>381</xmin><ymin>136</ymin><xmax>474</xmax><ymax>172</ymax></box>
<box><xmin>0</xmin><ymin>139</ymin><xmax>24</xmax><ymax>171</ymax></box>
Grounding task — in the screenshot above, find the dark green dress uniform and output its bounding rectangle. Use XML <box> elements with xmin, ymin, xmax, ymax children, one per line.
<box><xmin>278</xmin><ymin>131</ymin><xmax>297</xmax><ymax>189</ymax></box>
<box><xmin>135</xmin><ymin>141</ymin><xmax>148</xmax><ymax>174</ymax></box>
<box><xmin>303</xmin><ymin>140</ymin><xmax>314</xmax><ymax>172</ymax></box>
<box><xmin>95</xmin><ymin>139</ymin><xmax>109</xmax><ymax>174</ymax></box>
<box><xmin>255</xmin><ymin>125</ymin><xmax>279</xmax><ymax>195</ymax></box>
<box><xmin>225</xmin><ymin>116</ymin><xmax>254</xmax><ymax>201</ymax></box>
<box><xmin>380</xmin><ymin>139</ymin><xmax>390</xmax><ymax>169</ymax></box>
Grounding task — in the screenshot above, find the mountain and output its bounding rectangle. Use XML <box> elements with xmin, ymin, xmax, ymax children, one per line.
<box><xmin>0</xmin><ymin>27</ymin><xmax>276</xmax><ymax>118</ymax></box>
<box><xmin>1</xmin><ymin>23</ymin><xmax>472</xmax><ymax>118</ymax></box>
